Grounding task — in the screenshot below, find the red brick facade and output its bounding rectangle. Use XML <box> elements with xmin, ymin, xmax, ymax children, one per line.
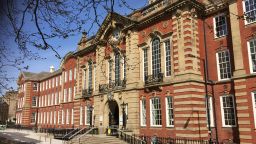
<box><xmin>16</xmin><ymin>0</ymin><xmax>256</xmax><ymax>143</ymax></box>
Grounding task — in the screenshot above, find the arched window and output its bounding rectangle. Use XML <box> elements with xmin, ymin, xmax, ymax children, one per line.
<box><xmin>152</xmin><ymin>38</ymin><xmax>161</xmax><ymax>77</ymax></box>
<box><xmin>115</xmin><ymin>52</ymin><xmax>121</xmax><ymax>84</ymax></box>
<box><xmin>88</xmin><ymin>62</ymin><xmax>93</xmax><ymax>89</ymax></box>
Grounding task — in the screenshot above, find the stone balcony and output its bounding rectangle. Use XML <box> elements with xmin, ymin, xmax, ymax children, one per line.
<box><xmin>82</xmin><ymin>88</ymin><xmax>93</xmax><ymax>99</ymax></box>
<box><xmin>145</xmin><ymin>73</ymin><xmax>164</xmax><ymax>86</ymax></box>
<box><xmin>99</xmin><ymin>79</ymin><xmax>126</xmax><ymax>93</ymax></box>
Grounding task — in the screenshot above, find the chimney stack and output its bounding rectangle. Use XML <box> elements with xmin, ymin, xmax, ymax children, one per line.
<box><xmin>50</xmin><ymin>65</ymin><xmax>55</xmax><ymax>73</ymax></box>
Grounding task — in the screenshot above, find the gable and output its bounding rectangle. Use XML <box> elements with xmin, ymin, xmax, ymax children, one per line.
<box><xmin>94</xmin><ymin>12</ymin><xmax>136</xmax><ymax>42</ymax></box>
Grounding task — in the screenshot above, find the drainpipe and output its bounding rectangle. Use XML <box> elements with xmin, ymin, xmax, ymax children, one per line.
<box><xmin>203</xmin><ymin>18</ymin><xmax>218</xmax><ymax>143</ymax></box>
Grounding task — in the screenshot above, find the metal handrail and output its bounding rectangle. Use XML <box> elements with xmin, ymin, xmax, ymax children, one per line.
<box><xmin>68</xmin><ymin>127</ymin><xmax>88</xmax><ymax>140</ymax></box>
<box><xmin>68</xmin><ymin>127</ymin><xmax>96</xmax><ymax>143</ymax></box>
<box><xmin>62</xmin><ymin>128</ymin><xmax>78</xmax><ymax>140</ymax></box>
<box><xmin>76</xmin><ymin>127</ymin><xmax>96</xmax><ymax>140</ymax></box>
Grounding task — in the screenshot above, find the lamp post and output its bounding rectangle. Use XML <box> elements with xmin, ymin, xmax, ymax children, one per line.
<box><xmin>188</xmin><ymin>54</ymin><xmax>212</xmax><ymax>143</ymax></box>
<box><xmin>120</xmin><ymin>102</ymin><xmax>127</xmax><ymax>130</ymax></box>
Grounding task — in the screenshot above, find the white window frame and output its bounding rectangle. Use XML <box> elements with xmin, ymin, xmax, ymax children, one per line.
<box><xmin>64</xmin><ymin>89</ymin><xmax>67</xmax><ymax>102</ymax></box>
<box><xmin>66</xmin><ymin>109</ymin><xmax>69</xmax><ymax>124</ymax></box>
<box><xmin>164</xmin><ymin>39</ymin><xmax>171</xmax><ymax>77</ymax></box>
<box><xmin>150</xmin><ymin>97</ymin><xmax>162</xmax><ymax>127</ymax></box>
<box><xmin>71</xmin><ymin>108</ymin><xmax>74</xmax><ymax>125</ymax></box>
<box><xmin>152</xmin><ymin>38</ymin><xmax>161</xmax><ymax>78</ymax></box>
<box><xmin>213</xmin><ymin>13</ymin><xmax>227</xmax><ymax>38</ymax></box>
<box><xmin>220</xmin><ymin>95</ymin><xmax>236</xmax><ymax>127</ymax></box>
<box><xmin>74</xmin><ymin>68</ymin><xmax>77</xmax><ymax>80</ymax></box>
<box><xmin>80</xmin><ymin>106</ymin><xmax>83</xmax><ymax>125</ymax></box>
<box><xmin>61</xmin><ymin>110</ymin><xmax>64</xmax><ymax>124</ymax></box>
<box><xmin>69</xmin><ymin>69</ymin><xmax>73</xmax><ymax>81</ymax></box>
<box><xmin>54</xmin><ymin>110</ymin><xmax>56</xmax><ymax>124</ymax></box>
<box><xmin>85</xmin><ymin>106</ymin><xmax>90</xmax><ymax>125</ymax></box>
<box><xmin>252</xmin><ymin>92</ymin><xmax>256</xmax><ymax>128</ymax></box>
<box><xmin>247</xmin><ymin>39</ymin><xmax>256</xmax><ymax>73</ymax></box>
<box><xmin>216</xmin><ymin>50</ymin><xmax>232</xmax><ymax>81</ymax></box>
<box><xmin>140</xmin><ymin>99</ymin><xmax>146</xmax><ymax>126</ymax></box>
<box><xmin>165</xmin><ymin>96</ymin><xmax>174</xmax><ymax>127</ymax></box>
<box><xmin>33</xmin><ymin>83</ymin><xmax>38</xmax><ymax>91</ymax></box>
<box><xmin>242</xmin><ymin>0</ymin><xmax>256</xmax><ymax>25</ymax></box>
<box><xmin>68</xmin><ymin>87</ymin><xmax>72</xmax><ymax>102</ymax></box>
<box><xmin>32</xmin><ymin>96</ymin><xmax>37</xmax><ymax>107</ymax></box>
<box><xmin>208</xmin><ymin>97</ymin><xmax>215</xmax><ymax>127</ymax></box>
<box><xmin>143</xmin><ymin>48</ymin><xmax>148</xmax><ymax>81</ymax></box>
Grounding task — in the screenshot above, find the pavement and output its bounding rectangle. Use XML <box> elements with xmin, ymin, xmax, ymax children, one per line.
<box><xmin>0</xmin><ymin>128</ymin><xmax>63</xmax><ymax>144</ymax></box>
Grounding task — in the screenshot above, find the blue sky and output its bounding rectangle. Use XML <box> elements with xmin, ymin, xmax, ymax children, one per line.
<box><xmin>5</xmin><ymin>0</ymin><xmax>147</xmax><ymax>91</ymax></box>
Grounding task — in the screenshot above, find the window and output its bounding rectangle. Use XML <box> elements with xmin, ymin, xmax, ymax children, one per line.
<box><xmin>216</xmin><ymin>50</ymin><xmax>231</xmax><ymax>80</ymax></box>
<box><xmin>56</xmin><ymin>77</ymin><xmax>58</xmax><ymax>87</ymax></box>
<box><xmin>140</xmin><ymin>99</ymin><xmax>146</xmax><ymax>126</ymax></box>
<box><xmin>50</xmin><ymin>111</ymin><xmax>52</xmax><ymax>124</ymax></box>
<box><xmin>31</xmin><ymin>112</ymin><xmax>36</xmax><ymax>123</ymax></box>
<box><xmin>85</xmin><ymin>106</ymin><xmax>91</xmax><ymax>125</ymax></box>
<box><xmin>71</xmin><ymin>108</ymin><xmax>74</xmax><ymax>124</ymax></box>
<box><xmin>61</xmin><ymin>110</ymin><xmax>64</xmax><ymax>124</ymax></box>
<box><xmin>115</xmin><ymin>53</ymin><xmax>121</xmax><ymax>84</ymax></box>
<box><xmin>143</xmin><ymin>48</ymin><xmax>148</xmax><ymax>81</ymax></box>
<box><xmin>44</xmin><ymin>112</ymin><xmax>46</xmax><ymax>124</ymax></box>
<box><xmin>207</xmin><ymin>97</ymin><xmax>215</xmax><ymax>127</ymax></box>
<box><xmin>69</xmin><ymin>69</ymin><xmax>73</xmax><ymax>81</ymax></box>
<box><xmin>83</xmin><ymin>69</ymin><xmax>87</xmax><ymax>89</ymax></box>
<box><xmin>214</xmin><ymin>14</ymin><xmax>227</xmax><ymax>38</ymax></box>
<box><xmin>49</xmin><ymin>79</ymin><xmax>51</xmax><ymax>88</ymax></box>
<box><xmin>64</xmin><ymin>71</ymin><xmax>67</xmax><ymax>82</ymax></box>
<box><xmin>68</xmin><ymin>87</ymin><xmax>72</xmax><ymax>101</ymax></box>
<box><xmin>150</xmin><ymin>97</ymin><xmax>162</xmax><ymax>126</ymax></box>
<box><xmin>33</xmin><ymin>83</ymin><xmax>38</xmax><ymax>91</ymax></box>
<box><xmin>252</xmin><ymin>92</ymin><xmax>256</xmax><ymax>128</ymax></box>
<box><xmin>54</xmin><ymin>111</ymin><xmax>56</xmax><ymax>124</ymax></box>
<box><xmin>74</xmin><ymin>86</ymin><xmax>76</xmax><ymax>98</ymax></box>
<box><xmin>123</xmin><ymin>56</ymin><xmax>126</xmax><ymax>80</ymax></box>
<box><xmin>109</xmin><ymin>60</ymin><xmax>112</xmax><ymax>84</ymax></box>
<box><xmin>248</xmin><ymin>39</ymin><xmax>256</xmax><ymax>73</ymax></box>
<box><xmin>55</xmin><ymin>92</ymin><xmax>58</xmax><ymax>105</ymax></box>
<box><xmin>58</xmin><ymin>110</ymin><xmax>61</xmax><ymax>124</ymax></box>
<box><xmin>80</xmin><ymin>106</ymin><xmax>83</xmax><ymax>125</ymax></box>
<box><xmin>165</xmin><ymin>40</ymin><xmax>171</xmax><ymax>76</ymax></box>
<box><xmin>166</xmin><ymin>96</ymin><xmax>174</xmax><ymax>127</ymax></box>
<box><xmin>52</xmin><ymin>78</ymin><xmax>54</xmax><ymax>88</ymax></box>
<box><xmin>51</xmin><ymin>93</ymin><xmax>54</xmax><ymax>105</ymax></box>
<box><xmin>220</xmin><ymin>95</ymin><xmax>236</xmax><ymax>127</ymax></box>
<box><xmin>59</xmin><ymin>75</ymin><xmax>62</xmax><ymax>85</ymax></box>
<box><xmin>152</xmin><ymin>38</ymin><xmax>161</xmax><ymax>77</ymax></box>
<box><xmin>59</xmin><ymin>91</ymin><xmax>61</xmax><ymax>104</ymax></box>
<box><xmin>66</xmin><ymin>109</ymin><xmax>69</xmax><ymax>124</ymax></box>
<box><xmin>243</xmin><ymin>0</ymin><xmax>256</xmax><ymax>24</ymax></box>
<box><xmin>88</xmin><ymin>63</ymin><xmax>93</xmax><ymax>89</ymax></box>
<box><xmin>46</xmin><ymin>81</ymin><xmax>48</xmax><ymax>89</ymax></box>
<box><xmin>74</xmin><ymin>68</ymin><xmax>77</xmax><ymax>80</ymax></box>
<box><xmin>64</xmin><ymin>89</ymin><xmax>67</xmax><ymax>102</ymax></box>
<box><xmin>32</xmin><ymin>96</ymin><xmax>37</xmax><ymax>107</ymax></box>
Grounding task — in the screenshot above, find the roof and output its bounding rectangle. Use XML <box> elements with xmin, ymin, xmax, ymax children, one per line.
<box><xmin>21</xmin><ymin>69</ymin><xmax>62</xmax><ymax>82</ymax></box>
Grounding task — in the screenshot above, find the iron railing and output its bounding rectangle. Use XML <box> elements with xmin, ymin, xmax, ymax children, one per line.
<box><xmin>98</xmin><ymin>79</ymin><xmax>126</xmax><ymax>93</ymax></box>
<box><xmin>137</xmin><ymin>135</ymin><xmax>214</xmax><ymax>144</ymax></box>
<box><xmin>117</xmin><ymin>130</ymin><xmax>145</xmax><ymax>144</ymax></box>
<box><xmin>82</xmin><ymin>88</ymin><xmax>93</xmax><ymax>99</ymax></box>
<box><xmin>145</xmin><ymin>73</ymin><xmax>164</xmax><ymax>86</ymax></box>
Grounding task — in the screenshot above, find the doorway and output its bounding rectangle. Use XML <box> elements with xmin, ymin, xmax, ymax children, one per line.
<box><xmin>108</xmin><ymin>100</ymin><xmax>119</xmax><ymax>127</ymax></box>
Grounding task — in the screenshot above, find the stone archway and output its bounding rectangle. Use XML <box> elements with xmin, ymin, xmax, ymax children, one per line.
<box><xmin>108</xmin><ymin>100</ymin><xmax>119</xmax><ymax>127</ymax></box>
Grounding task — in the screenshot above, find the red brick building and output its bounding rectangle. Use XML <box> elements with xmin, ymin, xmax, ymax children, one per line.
<box><xmin>16</xmin><ymin>0</ymin><xmax>256</xmax><ymax>143</ymax></box>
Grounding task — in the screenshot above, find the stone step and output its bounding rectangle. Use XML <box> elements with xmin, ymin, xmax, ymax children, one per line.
<box><xmin>70</xmin><ymin>134</ymin><xmax>128</xmax><ymax>144</ymax></box>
